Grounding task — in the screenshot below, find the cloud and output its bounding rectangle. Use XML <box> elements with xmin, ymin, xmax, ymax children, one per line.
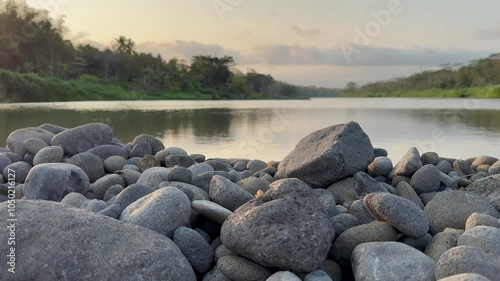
<box><xmin>136</xmin><ymin>40</ymin><xmax>258</xmax><ymax>64</ymax></box>
<box><xmin>251</xmin><ymin>44</ymin><xmax>493</xmax><ymax>67</ymax></box>
<box><xmin>474</xmin><ymin>26</ymin><xmax>500</xmax><ymax>40</ymax></box>
<box><xmin>289</xmin><ymin>25</ymin><xmax>321</xmax><ymax>37</ymax></box>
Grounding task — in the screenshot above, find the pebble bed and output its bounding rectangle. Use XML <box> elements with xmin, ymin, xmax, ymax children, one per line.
<box><xmin>0</xmin><ymin>121</ymin><xmax>499</xmax><ymax>281</ymax></box>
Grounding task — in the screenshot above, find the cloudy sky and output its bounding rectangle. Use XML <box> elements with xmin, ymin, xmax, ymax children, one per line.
<box><xmin>27</xmin><ymin>0</ymin><xmax>500</xmax><ymax>87</ymax></box>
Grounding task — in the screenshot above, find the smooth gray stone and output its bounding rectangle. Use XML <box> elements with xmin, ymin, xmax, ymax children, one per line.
<box><xmin>51</xmin><ymin>123</ymin><xmax>113</xmax><ymax>156</ymax></box>
<box><xmin>326</xmin><ymin>177</ymin><xmax>357</xmax><ymax>205</ymax></box>
<box><xmin>209</xmin><ymin>175</ymin><xmax>253</xmax><ymax>211</ymax></box>
<box><xmin>173</xmin><ymin>226</ymin><xmax>214</xmax><ymax>273</ymax></box>
<box><xmin>61</xmin><ymin>192</ymin><xmax>88</xmax><ymax>208</ymax></box>
<box><xmin>425</xmin><ymin>231</ymin><xmax>461</xmax><ymax>262</ymax></box>
<box><xmin>129</xmin><ymin>141</ymin><xmax>152</xmax><ymax>158</ymax></box>
<box><xmin>87</xmin><ymin>144</ymin><xmax>128</xmax><ymax>160</ymax></box>
<box><xmin>132</xmin><ymin>134</ymin><xmax>165</xmax><ymax>154</ymax></box>
<box><xmin>2</xmin><ymin>161</ymin><xmax>31</xmax><ymax>183</ymax></box>
<box><xmin>155</xmin><ymin>147</ymin><xmax>188</xmax><ymax>164</ymax></box>
<box><xmin>192</xmin><ymin>200</ymin><xmax>233</xmax><ymax>224</ymax></box>
<box><xmin>33</xmin><ymin>146</ymin><xmax>64</xmax><ymax>165</ymax></box>
<box><xmin>217</xmin><ymin>256</ymin><xmax>273</xmax><ymax>281</ymax></box>
<box><xmin>457</xmin><ymin>226</ymin><xmax>500</xmax><ymax>257</ymax></box>
<box><xmin>24</xmin><ymin>163</ymin><xmax>89</xmax><ymax>201</ymax></box>
<box><xmin>90</xmin><ymin>174</ymin><xmax>125</xmax><ymax>200</ymax></box>
<box><xmin>367</xmin><ymin>156</ymin><xmax>393</xmax><ymax>177</ymax></box>
<box><xmin>0</xmin><ymin>200</ymin><xmax>196</xmax><ymax>281</ymax></box>
<box><xmin>410</xmin><ymin>164</ymin><xmax>442</xmax><ymax>194</ymax></box>
<box><xmin>7</xmin><ymin>127</ymin><xmax>54</xmax><ymax>155</ymax></box>
<box><xmin>394</xmin><ymin>147</ymin><xmax>423</xmax><ymax>177</ymax></box>
<box><xmin>23</xmin><ymin>137</ymin><xmax>48</xmax><ymax>155</ymax></box>
<box><xmin>69</xmin><ymin>152</ymin><xmax>105</xmax><ymax>183</ymax></box>
<box><xmin>103</xmin><ymin>185</ymin><xmax>124</xmax><ymax>202</ymax></box>
<box><xmin>81</xmin><ymin>199</ymin><xmax>108</xmax><ymax>212</ymax></box>
<box><xmin>352</xmin><ymin>242</ymin><xmax>436</xmax><ymax>281</ymax></box>
<box><xmin>104</xmin><ymin>156</ymin><xmax>128</xmax><ymax>173</ymax></box>
<box><xmin>119</xmin><ymin>186</ymin><xmax>191</xmax><ymax>238</ymax></box>
<box><xmin>162</xmin><ymin>181</ymin><xmax>210</xmax><ymax>201</ymax></box>
<box><xmin>38</xmin><ymin>123</ymin><xmax>67</xmax><ymax>134</ymax></box>
<box><xmin>435</xmin><ymin>246</ymin><xmax>500</xmax><ymax>281</ymax></box>
<box><xmin>107</xmin><ymin>183</ymin><xmax>155</xmax><ymax>211</ymax></box>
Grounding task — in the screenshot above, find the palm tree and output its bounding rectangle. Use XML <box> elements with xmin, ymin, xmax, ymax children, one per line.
<box><xmin>114</xmin><ymin>36</ymin><xmax>136</xmax><ymax>55</ymax></box>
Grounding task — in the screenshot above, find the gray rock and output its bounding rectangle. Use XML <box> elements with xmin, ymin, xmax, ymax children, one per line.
<box><xmin>367</xmin><ymin>157</ymin><xmax>393</xmax><ymax>177</ymax></box>
<box><xmin>217</xmin><ymin>255</ymin><xmax>273</xmax><ymax>281</ymax></box>
<box><xmin>168</xmin><ymin>166</ymin><xmax>193</xmax><ymax>183</ymax></box>
<box><xmin>435</xmin><ymin>246</ymin><xmax>500</xmax><ymax>281</ymax></box>
<box><xmin>164</xmin><ymin>155</ymin><xmax>196</xmax><ymax>168</ymax></box>
<box><xmin>363</xmin><ymin>192</ymin><xmax>429</xmax><ymax>237</ymax></box>
<box><xmin>60</xmin><ymin>192</ymin><xmax>87</xmax><ymax>208</ymax></box>
<box><xmin>398</xmin><ymin>233</ymin><xmax>433</xmax><ymax>252</ymax></box>
<box><xmin>410</xmin><ymin>164</ymin><xmax>442</xmax><ymax>194</ymax></box>
<box><xmin>394</xmin><ymin>147</ymin><xmax>423</xmax><ymax>177</ymax></box>
<box><xmin>330</xmin><ymin>214</ymin><xmax>359</xmax><ymax>239</ymax></box>
<box><xmin>221</xmin><ymin>178</ymin><xmax>334</xmax><ymax>272</ymax></box>
<box><xmin>438</xmin><ymin>273</ymin><xmax>492</xmax><ymax>281</ymax></box>
<box><xmin>120</xmin><ymin>186</ymin><xmax>191</xmax><ymax>238</ymax></box>
<box><xmin>425</xmin><ymin>231</ymin><xmax>461</xmax><ymax>262</ymax></box>
<box><xmin>440</xmin><ymin>172</ymin><xmax>458</xmax><ymax>189</ymax></box>
<box><xmin>0</xmin><ymin>200</ymin><xmax>196</xmax><ymax>281</ymax></box>
<box><xmin>132</xmin><ymin>134</ymin><xmax>164</xmax><ymax>154</ymax></box>
<box><xmin>247</xmin><ymin>159</ymin><xmax>267</xmax><ymax>174</ymax></box>
<box><xmin>202</xmin><ymin>267</ymin><xmax>232</xmax><ymax>281</ymax></box>
<box><xmin>319</xmin><ymin>260</ymin><xmax>343</xmax><ymax>281</ymax></box>
<box><xmin>0</xmin><ymin>154</ymin><xmax>12</xmax><ymax>174</ymax></box>
<box><xmin>374</xmin><ymin>147</ymin><xmax>388</xmax><ymax>157</ymax></box>
<box><xmin>465</xmin><ymin>212</ymin><xmax>500</xmax><ymax>230</ymax></box>
<box><xmin>136</xmin><ymin>167</ymin><xmax>170</xmax><ymax>188</ymax></box>
<box><xmin>81</xmin><ymin>199</ymin><xmax>108</xmax><ymax>212</ymax></box>
<box><xmin>128</xmin><ymin>157</ymin><xmax>142</xmax><ymax>165</ymax></box>
<box><xmin>317</xmin><ymin>190</ymin><xmax>338</xmax><ymax>217</ymax></box>
<box><xmin>192</xmin><ymin>200</ymin><xmax>233</xmax><ymax>224</ymax></box>
<box><xmin>233</xmin><ymin>160</ymin><xmax>248</xmax><ymax>172</ymax></box>
<box><xmin>348</xmin><ymin>199</ymin><xmax>375</xmax><ymax>224</ymax></box>
<box><xmin>470</xmin><ymin>172</ymin><xmax>488</xmax><ymax>182</ymax></box>
<box><xmin>206</xmin><ymin>159</ymin><xmax>233</xmax><ymax>172</ymax></box>
<box><xmin>354</xmin><ymin>171</ymin><xmax>388</xmax><ymax>198</ymax></box>
<box><xmin>7</xmin><ymin>127</ymin><xmax>54</xmax><ymax>155</ymax></box>
<box><xmin>51</xmin><ymin>123</ymin><xmax>113</xmax><ymax>156</ymax></box>
<box><xmin>155</xmin><ymin>147</ymin><xmax>188</xmax><ymax>164</ymax></box>
<box><xmin>195</xmin><ymin>228</ymin><xmax>211</xmax><ymax>243</ymax></box>
<box><xmin>210</xmin><ymin>175</ymin><xmax>253</xmax><ymax>211</ymax></box>
<box><xmin>24</xmin><ymin>163</ymin><xmax>89</xmax><ymax>201</ymax></box>
<box><xmin>98</xmin><ymin>204</ymin><xmax>122</xmax><ymax>219</ymax></box>
<box><xmin>108</xmin><ymin>183</ymin><xmax>155</xmax><ymax>211</ymax></box>
<box><xmin>137</xmin><ymin>155</ymin><xmax>161</xmax><ymax>172</ymax></box>
<box><xmin>352</xmin><ymin>242</ymin><xmax>436</xmax><ymax>281</ymax></box>
<box><xmin>163</xmin><ymin>181</ymin><xmax>210</xmax><ymax>201</ymax></box>
<box><xmin>33</xmin><ymin>146</ymin><xmax>64</xmax><ymax>165</ymax></box>
<box><xmin>489</xmin><ymin>161</ymin><xmax>500</xmax><ymax>175</ymax></box>
<box><xmin>215</xmin><ymin>245</ymin><xmax>236</xmax><ymax>262</ymax></box>
<box><xmin>103</xmin><ymin>184</ymin><xmax>124</xmax><ymax>202</ymax></box>
<box><xmin>192</xmin><ymin>171</ymin><xmax>233</xmax><ymax>193</ymax></box>
<box><xmin>190</xmin><ymin>154</ymin><xmax>205</xmax><ymax>163</ymax></box>
<box><xmin>2</xmin><ymin>161</ymin><xmax>31</xmax><ymax>183</ymax></box>
<box><xmin>276</xmin><ymin>122</ymin><xmax>374</xmax><ymax>188</ymax></box>
<box><xmin>457</xmin><ymin>226</ymin><xmax>500</xmax><ymax>257</ymax></box>
<box><xmin>420</xmin><ymin>192</ymin><xmax>438</xmax><ymax>205</ymax></box>
<box><xmin>129</xmin><ymin>141</ymin><xmax>152</xmax><ymax>158</ymax></box>
<box><xmin>330</xmin><ymin>222</ymin><xmax>398</xmax><ymax>267</ymax></box>
<box><xmin>463</xmin><ymin>174</ymin><xmax>500</xmax><ymax>197</ymax></box>
<box><xmin>69</xmin><ymin>152</ymin><xmax>105</xmax><ymax>183</ymax></box>
<box><xmin>424</xmin><ymin>191</ymin><xmax>499</xmax><ymax>234</ymax></box>
<box><xmin>90</xmin><ymin>174</ymin><xmax>126</xmax><ymax>200</ymax></box>
<box><xmin>122</xmin><ymin>164</ymin><xmax>140</xmax><ymax>172</ymax></box>
<box><xmin>104</xmin><ymin>156</ymin><xmax>127</xmax><ymax>173</ymax></box>
<box><xmin>39</xmin><ymin>123</ymin><xmax>67</xmax><ymax>134</ymax></box>
<box><xmin>23</xmin><ymin>137</ymin><xmax>48</xmax><ymax>155</ymax></box>
<box><xmin>173</xmin><ymin>226</ymin><xmax>214</xmax><ymax>273</ymax></box>
<box><xmin>87</xmin><ymin>144</ymin><xmax>128</xmax><ymax>160</ymax></box>
<box><xmin>395</xmin><ymin>181</ymin><xmax>425</xmax><ymax>209</ymax></box>
<box><xmin>304</xmin><ymin>270</ymin><xmax>333</xmax><ymax>281</ymax></box>
<box><xmin>453</xmin><ymin>159</ymin><xmax>475</xmax><ymax>175</ymax></box>
<box><xmin>238</xmin><ymin>177</ymin><xmax>270</xmax><ymax>196</ymax></box>
<box><xmin>326</xmin><ymin>177</ymin><xmax>356</xmax><ymax>205</ymax></box>
<box><xmin>119</xmin><ymin>169</ymin><xmax>141</xmax><ymax>186</ymax></box>
<box><xmin>189</xmin><ymin>162</ymin><xmax>215</xmax><ymax>177</ymax></box>
<box><xmin>421</xmin><ymin>152</ymin><xmax>439</xmax><ymax>165</ymax></box>
<box><xmin>437</xmin><ymin>160</ymin><xmax>453</xmax><ymax>174</ymax></box>
<box><xmin>2</xmin><ymin>152</ymin><xmax>23</xmax><ymax>163</ymax></box>
<box><xmin>267</xmin><ymin>271</ymin><xmax>302</xmax><ymax>281</ymax></box>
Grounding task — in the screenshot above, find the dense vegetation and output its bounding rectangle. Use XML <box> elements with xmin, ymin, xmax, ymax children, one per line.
<box><xmin>0</xmin><ymin>0</ymin><xmax>339</xmax><ymax>102</ymax></box>
<box><xmin>343</xmin><ymin>54</ymin><xmax>500</xmax><ymax>98</ymax></box>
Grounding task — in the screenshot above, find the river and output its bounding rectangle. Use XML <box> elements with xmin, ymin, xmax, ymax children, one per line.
<box><xmin>1</xmin><ymin>98</ymin><xmax>499</xmax><ymax>162</ymax></box>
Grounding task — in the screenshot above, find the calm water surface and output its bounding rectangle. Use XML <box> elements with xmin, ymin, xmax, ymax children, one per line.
<box><xmin>0</xmin><ymin>98</ymin><xmax>499</xmax><ymax>162</ymax></box>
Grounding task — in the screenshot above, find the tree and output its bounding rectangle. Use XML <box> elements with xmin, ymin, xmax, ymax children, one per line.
<box><xmin>190</xmin><ymin>55</ymin><xmax>234</xmax><ymax>88</ymax></box>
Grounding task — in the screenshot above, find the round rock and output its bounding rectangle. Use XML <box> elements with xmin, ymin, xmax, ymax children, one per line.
<box><xmin>33</xmin><ymin>146</ymin><xmax>64</xmax><ymax>165</ymax></box>
<box><xmin>209</xmin><ymin>175</ymin><xmax>253</xmax><ymax>211</ymax></box>
<box><xmin>69</xmin><ymin>152</ymin><xmax>105</xmax><ymax>183</ymax></box>
<box><xmin>217</xmin><ymin>255</ymin><xmax>273</xmax><ymax>281</ymax></box>
<box><xmin>51</xmin><ymin>123</ymin><xmax>113</xmax><ymax>156</ymax></box>
<box><xmin>435</xmin><ymin>246</ymin><xmax>500</xmax><ymax>280</ymax></box>
<box><xmin>173</xmin><ymin>226</ymin><xmax>215</xmax><ymax>273</ymax></box>
<box><xmin>410</xmin><ymin>164</ymin><xmax>442</xmax><ymax>194</ymax></box>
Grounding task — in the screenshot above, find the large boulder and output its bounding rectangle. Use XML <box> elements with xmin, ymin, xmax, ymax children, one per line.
<box><xmin>221</xmin><ymin>178</ymin><xmax>334</xmax><ymax>272</ymax></box>
<box><xmin>23</xmin><ymin>163</ymin><xmax>89</xmax><ymax>201</ymax></box>
<box><xmin>352</xmin><ymin>242</ymin><xmax>436</xmax><ymax>281</ymax></box>
<box><xmin>275</xmin><ymin>122</ymin><xmax>374</xmax><ymax>188</ymax></box>
<box><xmin>51</xmin><ymin>123</ymin><xmax>113</xmax><ymax>156</ymax></box>
<box><xmin>424</xmin><ymin>191</ymin><xmax>499</xmax><ymax>234</ymax></box>
<box><xmin>0</xmin><ymin>200</ymin><xmax>196</xmax><ymax>281</ymax></box>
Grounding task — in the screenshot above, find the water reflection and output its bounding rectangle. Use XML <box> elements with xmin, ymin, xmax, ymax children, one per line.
<box><xmin>0</xmin><ymin>99</ymin><xmax>499</xmax><ymax>162</ymax></box>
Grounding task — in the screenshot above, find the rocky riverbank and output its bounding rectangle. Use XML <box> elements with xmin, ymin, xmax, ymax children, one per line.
<box><xmin>0</xmin><ymin>121</ymin><xmax>499</xmax><ymax>281</ymax></box>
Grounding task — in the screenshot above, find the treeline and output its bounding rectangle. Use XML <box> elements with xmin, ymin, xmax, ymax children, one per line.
<box><xmin>0</xmin><ymin>0</ymin><xmax>339</xmax><ymax>101</ymax></box>
<box><xmin>344</xmin><ymin>54</ymin><xmax>500</xmax><ymax>96</ymax></box>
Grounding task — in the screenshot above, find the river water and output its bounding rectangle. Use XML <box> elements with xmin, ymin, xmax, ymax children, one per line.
<box><xmin>0</xmin><ymin>98</ymin><xmax>499</xmax><ymax>162</ymax></box>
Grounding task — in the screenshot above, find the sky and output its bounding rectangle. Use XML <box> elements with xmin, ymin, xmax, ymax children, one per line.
<box><xmin>26</xmin><ymin>0</ymin><xmax>500</xmax><ymax>87</ymax></box>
